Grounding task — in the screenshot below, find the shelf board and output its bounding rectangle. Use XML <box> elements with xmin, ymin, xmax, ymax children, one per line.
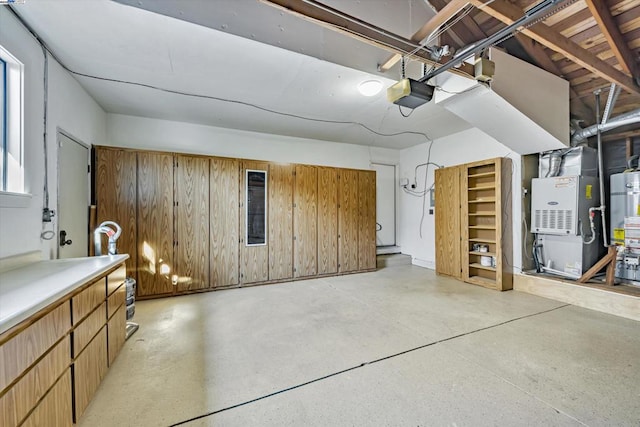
<box><xmin>469</xmin><ymin>225</ymin><xmax>496</xmax><ymax>230</ymax></box>
<box><xmin>469</xmin><ymin>211</ymin><xmax>496</xmax><ymax>216</ymax></box>
<box><xmin>469</xmin><ymin>262</ymin><xmax>496</xmax><ymax>272</ymax></box>
<box><xmin>469</xmin><ymin>238</ymin><xmax>497</xmax><ymax>244</ymax></box>
<box><xmin>469</xmin><ymin>251</ymin><xmax>497</xmax><ymax>257</ymax></box>
<box><xmin>468</xmin><ymin>172</ymin><xmax>495</xmax><ymax>178</ymax></box>
<box><xmin>468</xmin><ymin>185</ymin><xmax>496</xmax><ymax>191</ymax></box>
<box><xmin>468</xmin><ymin>275</ymin><xmax>497</xmax><ymax>288</ymax></box>
<box><xmin>468</xmin><ymin>198</ymin><xmax>496</xmax><ymax>203</ymax></box>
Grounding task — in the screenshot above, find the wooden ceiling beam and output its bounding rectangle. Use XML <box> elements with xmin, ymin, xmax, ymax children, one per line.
<box><xmin>468</xmin><ymin>0</ymin><xmax>640</xmax><ymax>95</ymax></box>
<box><xmin>583</xmin><ymin>0</ymin><xmax>639</xmax><ymax>78</ymax></box>
<box><xmin>514</xmin><ymin>33</ymin><xmax>594</xmax><ymax>121</ymax></box>
<box><xmin>260</xmin><ymin>0</ymin><xmax>474</xmax><ymax>78</ymax></box>
<box><xmin>378</xmin><ymin>0</ymin><xmax>469</xmax><ymax>72</ymax></box>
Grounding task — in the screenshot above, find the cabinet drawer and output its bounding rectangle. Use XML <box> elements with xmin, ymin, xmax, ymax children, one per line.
<box><xmin>21</xmin><ymin>369</ymin><xmax>72</xmax><ymax>427</ymax></box>
<box><xmin>73</xmin><ymin>302</ymin><xmax>106</xmax><ymax>358</ymax></box>
<box><xmin>108</xmin><ymin>304</ymin><xmax>126</xmax><ymax>366</ymax></box>
<box><xmin>0</xmin><ymin>302</ymin><xmax>71</xmax><ymax>392</ymax></box>
<box><xmin>0</xmin><ymin>336</ymin><xmax>70</xmax><ymax>427</ymax></box>
<box><xmin>107</xmin><ymin>264</ymin><xmax>126</xmax><ymax>296</ymax></box>
<box><xmin>73</xmin><ymin>326</ymin><xmax>107</xmax><ymax>422</ymax></box>
<box><xmin>107</xmin><ymin>283</ymin><xmax>125</xmax><ymax>319</ymax></box>
<box><xmin>72</xmin><ymin>278</ymin><xmax>106</xmax><ymax>324</ymax></box>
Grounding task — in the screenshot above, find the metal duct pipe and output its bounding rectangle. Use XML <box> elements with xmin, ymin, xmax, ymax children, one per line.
<box><xmin>571</xmin><ymin>107</ymin><xmax>640</xmax><ymax>144</ymax></box>
<box><xmin>601</xmin><ymin>83</ymin><xmax>620</xmax><ymax>125</ymax></box>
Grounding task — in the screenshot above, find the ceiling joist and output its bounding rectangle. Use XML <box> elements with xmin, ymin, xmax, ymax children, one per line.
<box><xmin>469</xmin><ymin>0</ymin><xmax>640</xmax><ymax>96</ymax></box>
<box><xmin>378</xmin><ymin>0</ymin><xmax>469</xmax><ymax>72</ymax></box>
<box><xmin>583</xmin><ymin>0</ymin><xmax>639</xmax><ymax>79</ymax></box>
<box><xmin>260</xmin><ymin>0</ymin><xmax>474</xmax><ymax>78</ymax></box>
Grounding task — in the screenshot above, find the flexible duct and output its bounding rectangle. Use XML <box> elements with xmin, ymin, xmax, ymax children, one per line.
<box><xmin>571</xmin><ymin>108</ymin><xmax>640</xmax><ymax>144</ymax></box>
<box><xmin>545</xmin><ymin>151</ymin><xmax>562</xmax><ymax>177</ymax></box>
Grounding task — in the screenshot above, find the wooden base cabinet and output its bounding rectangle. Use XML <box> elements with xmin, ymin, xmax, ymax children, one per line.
<box><xmin>294</xmin><ymin>165</ymin><xmax>318</xmax><ymax>278</ymax></box>
<box><xmin>21</xmin><ymin>371</ymin><xmax>73</xmax><ymax>427</ymax></box>
<box><xmin>435</xmin><ymin>157</ymin><xmax>512</xmax><ymax>291</ymax></box>
<box><xmin>137</xmin><ymin>151</ymin><xmax>175</xmax><ymax>297</ymax></box>
<box><xmin>95</xmin><ymin>148</ymin><xmax>137</xmax><ymax>278</ymax></box>
<box><xmin>95</xmin><ymin>147</ymin><xmax>377</xmax><ymax>297</ymax></box>
<box><xmin>0</xmin><ymin>336</ymin><xmax>70</xmax><ymax>426</ymax></box>
<box><xmin>210</xmin><ymin>157</ymin><xmax>240</xmax><ymax>288</ymax></box>
<box><xmin>73</xmin><ymin>327</ymin><xmax>108</xmax><ymax>421</ymax></box>
<box><xmin>0</xmin><ymin>262</ymin><xmax>127</xmax><ymax>427</ymax></box>
<box><xmin>435</xmin><ymin>166</ymin><xmax>463</xmax><ymax>279</ymax></box>
<box><xmin>462</xmin><ymin>158</ymin><xmax>513</xmax><ymax>290</ymax></box>
<box><xmin>268</xmin><ymin>164</ymin><xmax>294</xmax><ymax>281</ymax></box>
<box><xmin>318</xmin><ymin>167</ymin><xmax>338</xmax><ymax>275</ymax></box>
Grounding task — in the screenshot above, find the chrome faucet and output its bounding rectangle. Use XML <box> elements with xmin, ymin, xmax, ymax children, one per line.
<box><xmin>94</xmin><ymin>221</ymin><xmax>122</xmax><ymax>256</ymax></box>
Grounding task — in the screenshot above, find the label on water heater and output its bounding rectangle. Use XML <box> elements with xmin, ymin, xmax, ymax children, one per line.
<box><xmin>585</xmin><ymin>185</ymin><xmax>592</xmax><ymax>200</ymax></box>
<box><xmin>613</xmin><ymin>228</ymin><xmax>625</xmax><ymax>242</ymax></box>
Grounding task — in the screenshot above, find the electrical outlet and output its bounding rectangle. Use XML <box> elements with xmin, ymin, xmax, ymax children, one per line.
<box><xmin>42</xmin><ymin>208</ymin><xmax>55</xmax><ymax>222</ymax></box>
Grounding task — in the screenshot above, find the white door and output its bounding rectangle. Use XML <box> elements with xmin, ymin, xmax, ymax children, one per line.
<box><xmin>57</xmin><ymin>132</ymin><xmax>90</xmax><ymax>258</ymax></box>
<box><xmin>372</xmin><ymin>163</ymin><xmax>396</xmax><ymax>247</ymax></box>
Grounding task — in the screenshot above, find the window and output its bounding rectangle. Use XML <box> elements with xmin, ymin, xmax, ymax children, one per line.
<box><xmin>0</xmin><ymin>45</ymin><xmax>24</xmax><ymax>194</ymax></box>
<box><xmin>246</xmin><ymin>170</ymin><xmax>267</xmax><ymax>245</ymax></box>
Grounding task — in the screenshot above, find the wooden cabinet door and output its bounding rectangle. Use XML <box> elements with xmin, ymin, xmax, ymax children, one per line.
<box><xmin>240</xmin><ymin>161</ymin><xmax>269</xmax><ymax>284</ymax></box>
<box><xmin>338</xmin><ymin>169</ymin><xmax>359</xmax><ymax>273</ymax></box>
<box><xmin>137</xmin><ymin>152</ymin><xmax>174</xmax><ymax>297</ymax></box>
<box><xmin>175</xmin><ymin>155</ymin><xmax>210</xmax><ymax>292</ymax></box>
<box><xmin>435</xmin><ymin>166</ymin><xmax>462</xmax><ymax>279</ymax></box>
<box><xmin>73</xmin><ymin>327</ymin><xmax>107</xmax><ymax>421</ymax></box>
<box><xmin>318</xmin><ymin>167</ymin><xmax>338</xmax><ymax>275</ymax></box>
<box><xmin>21</xmin><ymin>370</ymin><xmax>72</xmax><ymax>427</ymax></box>
<box><xmin>358</xmin><ymin>170</ymin><xmax>376</xmax><ymax>270</ymax></box>
<box><xmin>210</xmin><ymin>157</ymin><xmax>239</xmax><ymax>288</ymax></box>
<box><xmin>294</xmin><ymin>165</ymin><xmax>318</xmax><ymax>278</ymax></box>
<box><xmin>269</xmin><ymin>164</ymin><xmax>294</xmax><ymax>281</ymax></box>
<box><xmin>95</xmin><ymin>147</ymin><xmax>137</xmax><ymax>279</ymax></box>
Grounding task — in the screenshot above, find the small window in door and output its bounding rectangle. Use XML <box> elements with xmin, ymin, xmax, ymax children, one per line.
<box><xmin>246</xmin><ymin>169</ymin><xmax>267</xmax><ymax>245</ymax></box>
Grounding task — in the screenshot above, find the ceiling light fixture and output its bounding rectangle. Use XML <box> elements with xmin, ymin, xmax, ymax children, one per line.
<box><xmin>358</xmin><ymin>80</ymin><xmax>383</xmax><ymax>97</ymax></box>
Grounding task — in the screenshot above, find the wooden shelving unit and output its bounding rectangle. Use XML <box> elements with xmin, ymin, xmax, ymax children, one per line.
<box><xmin>462</xmin><ymin>157</ymin><xmax>512</xmax><ymax>291</ymax></box>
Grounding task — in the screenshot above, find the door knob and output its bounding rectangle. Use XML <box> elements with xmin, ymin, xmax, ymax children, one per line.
<box><xmin>60</xmin><ymin>230</ymin><xmax>73</xmax><ymax>246</ymax></box>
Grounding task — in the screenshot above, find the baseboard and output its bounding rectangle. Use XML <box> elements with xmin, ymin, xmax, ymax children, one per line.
<box><xmin>412</xmin><ymin>258</ymin><xmax>435</xmax><ymax>270</ymax></box>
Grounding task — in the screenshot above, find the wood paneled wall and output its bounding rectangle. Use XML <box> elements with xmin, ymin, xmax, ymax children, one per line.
<box><xmin>294</xmin><ymin>165</ymin><xmax>318</xmax><ymax>278</ymax></box>
<box><xmin>175</xmin><ymin>155</ymin><xmax>210</xmax><ymax>292</ymax></box>
<box><xmin>94</xmin><ymin>147</ymin><xmax>376</xmax><ymax>298</ymax></box>
<box><xmin>136</xmin><ymin>152</ymin><xmax>174</xmax><ymax>297</ymax></box>
<box><xmin>210</xmin><ymin>158</ymin><xmax>239</xmax><ymax>288</ymax></box>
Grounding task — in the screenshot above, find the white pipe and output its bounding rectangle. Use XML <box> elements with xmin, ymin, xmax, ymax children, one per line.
<box><xmin>541</xmin><ymin>266</ymin><xmax>580</xmax><ymax>280</ymax></box>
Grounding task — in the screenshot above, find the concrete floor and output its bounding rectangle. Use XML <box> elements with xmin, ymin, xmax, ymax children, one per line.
<box><xmin>80</xmin><ymin>265</ymin><xmax>640</xmax><ymax>426</ymax></box>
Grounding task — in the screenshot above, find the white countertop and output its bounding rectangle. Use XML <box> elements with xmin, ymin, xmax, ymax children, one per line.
<box><xmin>0</xmin><ymin>255</ymin><xmax>129</xmax><ymax>335</ymax></box>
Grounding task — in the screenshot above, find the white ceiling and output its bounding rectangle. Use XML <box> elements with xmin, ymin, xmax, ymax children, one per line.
<box><xmin>14</xmin><ymin>0</ymin><xmax>473</xmax><ymax>149</ymax></box>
